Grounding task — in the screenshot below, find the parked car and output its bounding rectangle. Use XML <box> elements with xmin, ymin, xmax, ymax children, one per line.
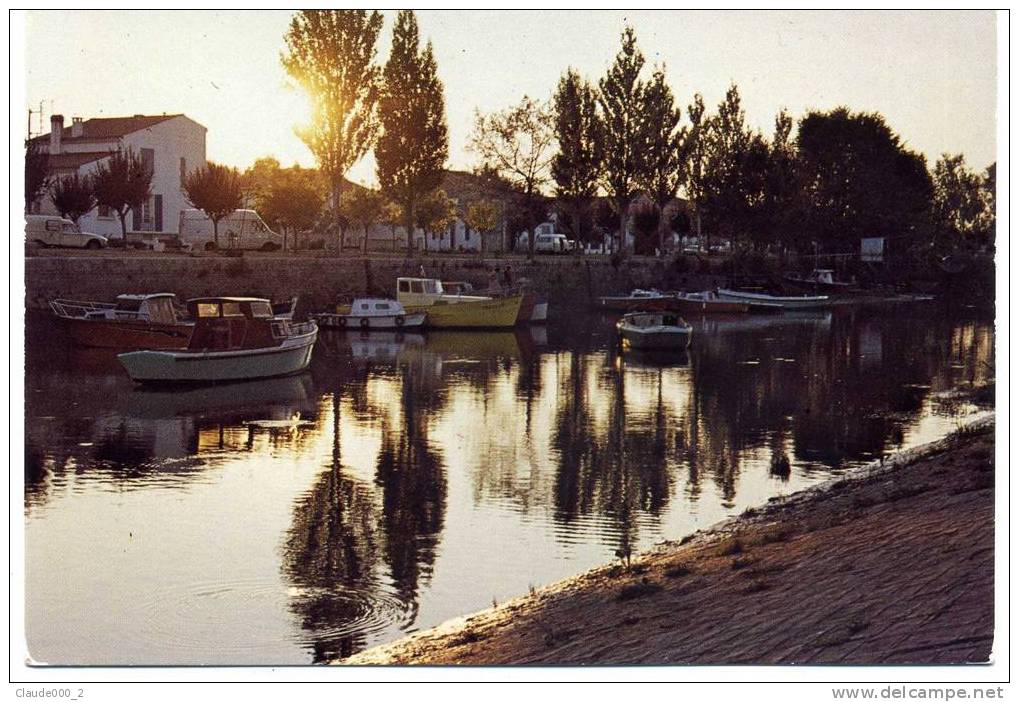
<box><xmin>178</xmin><ymin>209</ymin><xmax>283</xmax><ymax>251</ymax></box>
<box><xmin>25</xmin><ymin>215</ymin><xmax>108</xmax><ymax>249</ymax></box>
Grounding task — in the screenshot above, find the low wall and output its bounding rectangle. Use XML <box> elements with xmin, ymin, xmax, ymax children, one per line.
<box><xmin>23</xmin><ymin>253</ymin><xmax>732</xmax><ymax>313</ymax></box>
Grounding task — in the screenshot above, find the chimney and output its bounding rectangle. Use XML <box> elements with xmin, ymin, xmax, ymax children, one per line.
<box><xmin>50</xmin><ymin>114</ymin><xmax>64</xmax><ymax>153</ymax></box>
<box><xmin>71</xmin><ymin>117</ymin><xmax>84</xmax><ymax>138</ymax></box>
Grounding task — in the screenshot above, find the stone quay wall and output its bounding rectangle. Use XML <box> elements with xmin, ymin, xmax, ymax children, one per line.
<box><xmin>24</xmin><ymin>253</ymin><xmax>730</xmax><ymax>313</ymax></box>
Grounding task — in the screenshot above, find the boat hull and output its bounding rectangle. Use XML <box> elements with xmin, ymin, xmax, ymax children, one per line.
<box><xmin>406</xmin><ymin>296</ymin><xmax>523</xmax><ymax>329</ymax></box>
<box><xmin>312</xmin><ymin>311</ymin><xmax>427</xmax><ymax>330</ymax></box>
<box><xmin>61</xmin><ymin>317</ymin><xmax>193</xmax><ymax>349</ymax></box>
<box><xmin>599</xmin><ymin>296</ymin><xmax>677</xmax><ymax>312</ymax></box>
<box><xmin>619</xmin><ymin>326</ymin><xmax>692</xmax><ymax>350</ymax></box>
<box><xmin>717</xmin><ymin>289</ymin><xmax>829</xmax><ymax>310</ymax></box>
<box><xmin>671</xmin><ymin>298</ymin><xmax>749</xmax><ymax>314</ymax></box>
<box><xmin>117</xmin><ymin>331</ymin><xmax>317</xmax><ymax>383</ymax></box>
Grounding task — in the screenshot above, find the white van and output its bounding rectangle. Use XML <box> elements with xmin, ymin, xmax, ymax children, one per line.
<box><xmin>178</xmin><ymin>209</ymin><xmax>283</xmax><ymax>251</ymax></box>
<box><xmin>534</xmin><ymin>232</ymin><xmax>573</xmax><ymax>253</ymax></box>
<box><xmin>25</xmin><ymin>215</ymin><xmax>108</xmax><ymax>250</ymax></box>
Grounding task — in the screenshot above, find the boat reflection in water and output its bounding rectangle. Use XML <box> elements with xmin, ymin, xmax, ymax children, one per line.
<box><xmin>24</xmin><ymin>306</ymin><xmax>994</xmax><ymax>664</ymax></box>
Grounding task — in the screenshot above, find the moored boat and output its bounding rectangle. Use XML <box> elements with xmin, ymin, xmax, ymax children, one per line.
<box><xmin>670</xmin><ymin>290</ymin><xmax>750</xmax><ymax>314</ymax></box>
<box><xmin>50</xmin><ymin>293</ymin><xmax>193</xmax><ymax>349</ymax></box>
<box><xmin>617</xmin><ymin>312</ymin><xmax>693</xmax><ymax>350</ymax></box>
<box><xmin>598</xmin><ymin>289</ymin><xmax>676</xmax><ymax>312</ymax></box>
<box><xmin>311</xmin><ymin>298</ymin><xmax>427</xmax><ymax>331</ymax></box>
<box><xmin>784</xmin><ymin>269</ymin><xmax>854</xmax><ymax>292</ymax></box>
<box><xmin>716</xmin><ymin>288</ymin><xmax>830</xmax><ymax>310</ymax></box>
<box><xmin>396</xmin><ymin>277</ymin><xmax>522</xmax><ymax>329</ymax></box>
<box><xmin>117</xmin><ymin>297</ymin><xmax>317</xmax><ymax>383</ymax></box>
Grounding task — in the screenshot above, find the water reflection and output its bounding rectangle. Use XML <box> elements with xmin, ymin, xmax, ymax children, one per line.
<box><xmin>24</xmin><ymin>306</ymin><xmax>993</xmax><ymax>664</ymax></box>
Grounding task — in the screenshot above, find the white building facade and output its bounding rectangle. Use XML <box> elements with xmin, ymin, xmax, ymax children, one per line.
<box><xmin>32</xmin><ymin>113</ymin><xmax>207</xmax><ymax>238</ymax></box>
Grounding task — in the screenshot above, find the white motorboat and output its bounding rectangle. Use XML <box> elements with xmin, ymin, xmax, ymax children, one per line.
<box><xmin>118</xmin><ymin>297</ymin><xmax>318</xmax><ymax>383</ymax></box>
<box><xmin>311</xmin><ymin>298</ymin><xmax>427</xmax><ymax>331</ymax></box>
<box><xmin>716</xmin><ymin>289</ymin><xmax>830</xmax><ymax>310</ymax></box>
<box><xmin>617</xmin><ymin>312</ymin><xmax>693</xmax><ymax>350</ymax></box>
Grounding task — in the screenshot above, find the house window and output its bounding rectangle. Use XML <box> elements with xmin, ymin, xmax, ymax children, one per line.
<box><xmin>141</xmin><ymin>148</ymin><xmax>155</xmax><ymax>177</ymax></box>
<box><xmin>141</xmin><ymin>196</ymin><xmax>154</xmax><ymax>226</ymax></box>
<box><xmin>98</xmin><ymin>205</ymin><xmax>112</xmax><ymax>218</ymax></box>
<box><xmin>180</xmin><ymin>157</ymin><xmax>186</xmax><ymax>186</ymax></box>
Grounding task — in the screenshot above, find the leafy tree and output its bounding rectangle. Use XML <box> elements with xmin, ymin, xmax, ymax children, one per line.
<box><xmin>760</xmin><ymin>109</ymin><xmax>800</xmax><ymax>251</ymax></box>
<box><xmin>682</xmin><ymin>93</ymin><xmax>709</xmax><ymax>247</ymax></box>
<box><xmin>282</xmin><ymin>10</ymin><xmax>384</xmax><ymax>246</ymax></box>
<box><xmin>630</xmin><ymin>200</ymin><xmax>661</xmax><ymax>255</ymax></box>
<box><xmin>25</xmin><ymin>140</ymin><xmax>51</xmax><ymax>213</ymax></box>
<box><xmin>182</xmin><ymin>162</ymin><xmax>244</xmax><ymax>248</ymax></box>
<box><xmin>340</xmin><ymin>186</ymin><xmax>386</xmax><ymax>254</ymax></box>
<box><xmin>468</xmin><ymin>96</ymin><xmax>553</xmax><ymax>259</ymax></box>
<box><xmin>638</xmin><ymin>67</ymin><xmax>686</xmax><ymax>254</ymax></box>
<box><xmin>259</xmin><ymin>166</ymin><xmax>325</xmax><ymax>251</ymax></box>
<box><xmin>464</xmin><ymin>199</ymin><xmax>500</xmax><ymax>256</ymax></box>
<box><xmin>242</xmin><ymin>156</ymin><xmax>283</xmax><ymax>208</ymax></box>
<box><xmin>598</xmin><ymin>26</ymin><xmax>649</xmax><ymax>252</ymax></box>
<box><xmin>932</xmin><ymin>154</ymin><xmax>990</xmax><ymax>251</ymax></box>
<box><xmin>92</xmin><ymin>148</ymin><xmax>153</xmax><ymax>239</ymax></box>
<box><xmin>379</xmin><ymin>200</ymin><xmax>404</xmax><ymax>251</ymax></box>
<box><xmin>700</xmin><ymin>84</ymin><xmax>769</xmax><ymax>250</ymax></box>
<box><xmin>797</xmin><ymin>108</ymin><xmax>933</xmax><ymax>255</ymax></box>
<box><xmin>49</xmin><ymin>172</ymin><xmax>97</xmax><ymax>224</ymax></box>
<box><xmin>376</xmin><ymin>10</ymin><xmax>449</xmax><ymax>255</ymax></box>
<box><xmin>414</xmin><ymin>189</ymin><xmax>457</xmax><ymax>250</ymax></box>
<box><xmin>552</xmin><ymin>68</ymin><xmax>603</xmax><ymax>251</ymax></box>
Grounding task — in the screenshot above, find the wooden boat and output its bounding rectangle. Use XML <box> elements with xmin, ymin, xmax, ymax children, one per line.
<box><xmin>311</xmin><ymin>298</ymin><xmax>427</xmax><ymax>330</ymax></box>
<box><xmin>716</xmin><ymin>289</ymin><xmax>830</xmax><ymax>310</ymax></box>
<box><xmin>598</xmin><ymin>289</ymin><xmax>676</xmax><ymax>312</ymax></box>
<box><xmin>617</xmin><ymin>312</ymin><xmax>693</xmax><ymax>350</ymax></box>
<box><xmin>669</xmin><ymin>291</ymin><xmax>749</xmax><ymax>314</ymax></box>
<box><xmin>396</xmin><ymin>277</ymin><xmax>522</xmax><ymax>329</ymax></box>
<box><xmin>117</xmin><ymin>297</ymin><xmax>318</xmax><ymax>383</ymax></box>
<box><xmin>50</xmin><ymin>293</ymin><xmax>193</xmax><ymax>349</ymax></box>
<box><xmin>784</xmin><ymin>269</ymin><xmax>854</xmax><ymax>292</ymax></box>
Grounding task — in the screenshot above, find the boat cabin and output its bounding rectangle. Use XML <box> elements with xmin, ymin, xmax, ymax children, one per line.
<box><xmin>343</xmin><ymin>298</ymin><xmax>407</xmax><ymax>317</ymax></box>
<box><xmin>397</xmin><ymin>277</ymin><xmax>489</xmax><ymax>306</ymax></box>
<box><xmin>186</xmin><ymin>297</ymin><xmax>289</xmax><ymax>351</ymax></box>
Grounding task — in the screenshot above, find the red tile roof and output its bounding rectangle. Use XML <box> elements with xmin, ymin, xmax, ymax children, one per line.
<box><xmin>34</xmin><ymin>114</ymin><xmax>183</xmax><ymax>143</ymax></box>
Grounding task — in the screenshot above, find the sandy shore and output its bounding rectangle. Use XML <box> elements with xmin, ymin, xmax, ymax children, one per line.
<box><xmin>344</xmin><ymin>418</ymin><xmax>994</xmax><ymax>665</ymax></box>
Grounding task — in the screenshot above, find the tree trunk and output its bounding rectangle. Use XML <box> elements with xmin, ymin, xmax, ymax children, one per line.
<box><xmin>404</xmin><ymin>203</ymin><xmax>415</xmax><ymax>256</ymax></box>
<box><xmin>332</xmin><ymin>181</ymin><xmax>343</xmax><ymax>254</ymax></box>
<box><xmin>618</xmin><ymin>204</ymin><xmax>628</xmax><ymax>254</ymax></box>
<box><xmin>212</xmin><ymin>218</ymin><xmax>219</xmax><ymax>248</ymax></box>
<box><xmin>118</xmin><ymin>210</ymin><xmax>128</xmax><ymax>240</ymax></box>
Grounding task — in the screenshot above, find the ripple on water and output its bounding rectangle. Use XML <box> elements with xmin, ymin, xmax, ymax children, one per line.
<box><xmin>285</xmin><ymin>585</ymin><xmax>418</xmax><ymax>641</ymax></box>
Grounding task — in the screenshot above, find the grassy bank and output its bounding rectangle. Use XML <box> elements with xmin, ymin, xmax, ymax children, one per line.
<box><xmin>344</xmin><ymin>418</ymin><xmax>995</xmax><ymax>665</ymax></box>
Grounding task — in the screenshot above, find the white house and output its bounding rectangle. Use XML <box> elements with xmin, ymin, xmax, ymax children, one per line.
<box><xmin>31</xmin><ymin>113</ymin><xmax>207</xmax><ymax>238</ymax></box>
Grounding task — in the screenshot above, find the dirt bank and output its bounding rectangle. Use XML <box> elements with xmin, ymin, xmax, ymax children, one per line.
<box><xmin>344</xmin><ymin>420</ymin><xmax>995</xmax><ymax>665</ymax></box>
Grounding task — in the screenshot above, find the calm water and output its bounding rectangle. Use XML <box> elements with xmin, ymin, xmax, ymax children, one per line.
<box><xmin>24</xmin><ymin>305</ymin><xmax>993</xmax><ymax>665</ymax></box>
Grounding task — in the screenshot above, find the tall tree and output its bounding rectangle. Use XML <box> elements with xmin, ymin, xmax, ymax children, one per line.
<box><xmin>258</xmin><ymin>166</ymin><xmax>326</xmax><ymax>251</ymax></box>
<box><xmin>552</xmin><ymin>68</ymin><xmax>603</xmax><ymax>251</ymax></box>
<box><xmin>49</xmin><ymin>172</ymin><xmax>97</xmax><ymax>224</ymax></box>
<box><xmin>376</xmin><ymin>10</ymin><xmax>449</xmax><ymax>255</ymax></box>
<box><xmin>932</xmin><ymin>154</ymin><xmax>987</xmax><ymax>250</ymax></box>
<box><xmin>92</xmin><ymin>148</ymin><xmax>153</xmax><ymax>239</ymax></box>
<box><xmin>760</xmin><ymin>109</ymin><xmax>799</xmax><ymax>251</ymax></box>
<box><xmin>25</xmin><ymin>140</ymin><xmax>51</xmax><ymax>213</ymax></box>
<box><xmin>598</xmin><ymin>26</ymin><xmax>649</xmax><ymax>252</ymax></box>
<box><xmin>182</xmin><ymin>163</ymin><xmax>244</xmax><ymax>249</ymax></box>
<box><xmin>638</xmin><ymin>66</ymin><xmax>686</xmax><ymax>254</ymax></box>
<box><xmin>797</xmin><ymin>108</ymin><xmax>933</xmax><ymax>255</ymax></box>
<box><xmin>468</xmin><ymin>96</ymin><xmax>554</xmax><ymax>259</ymax></box>
<box><xmin>282</xmin><ymin>9</ymin><xmax>384</xmax><ymax>248</ymax></box>
<box><xmin>682</xmin><ymin>93</ymin><xmax>708</xmax><ymax>247</ymax></box>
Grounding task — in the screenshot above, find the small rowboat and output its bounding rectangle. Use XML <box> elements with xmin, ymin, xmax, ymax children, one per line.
<box><xmin>784</xmin><ymin>269</ymin><xmax>854</xmax><ymax>292</ymax></box>
<box><xmin>617</xmin><ymin>312</ymin><xmax>692</xmax><ymax>350</ymax></box>
<box><xmin>118</xmin><ymin>297</ymin><xmax>317</xmax><ymax>383</ymax></box>
<box><xmin>311</xmin><ymin>298</ymin><xmax>426</xmax><ymax>331</ymax></box>
<box><xmin>598</xmin><ymin>289</ymin><xmax>676</xmax><ymax>312</ymax></box>
<box><xmin>716</xmin><ymin>289</ymin><xmax>829</xmax><ymax>310</ymax></box>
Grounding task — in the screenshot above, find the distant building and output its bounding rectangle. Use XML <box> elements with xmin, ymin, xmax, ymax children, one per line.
<box><xmin>30</xmin><ymin>113</ymin><xmax>207</xmax><ymax>238</ymax></box>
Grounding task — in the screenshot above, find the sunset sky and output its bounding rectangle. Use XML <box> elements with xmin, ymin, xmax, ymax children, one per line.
<box><xmin>22</xmin><ymin>10</ymin><xmax>997</xmax><ymax>186</ymax></box>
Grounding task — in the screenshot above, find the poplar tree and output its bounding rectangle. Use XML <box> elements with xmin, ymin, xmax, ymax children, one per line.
<box><xmin>638</xmin><ymin>67</ymin><xmax>686</xmax><ymax>254</ymax></box>
<box><xmin>552</xmin><ymin>68</ymin><xmax>603</xmax><ymax>250</ymax></box>
<box><xmin>376</xmin><ymin>9</ymin><xmax>449</xmax><ymax>255</ymax></box>
<box><xmin>598</xmin><ymin>26</ymin><xmax>649</xmax><ymax>252</ymax></box>
<box><xmin>282</xmin><ymin>10</ymin><xmax>383</xmax><ymax>248</ymax></box>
